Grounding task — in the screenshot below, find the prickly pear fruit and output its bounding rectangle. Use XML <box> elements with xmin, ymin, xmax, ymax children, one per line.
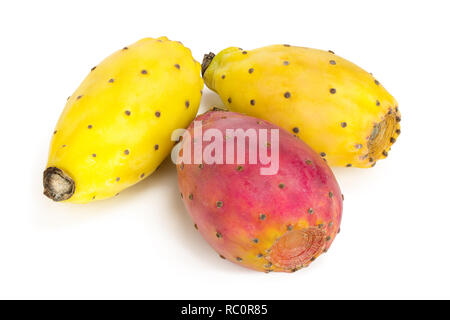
<box><xmin>202</xmin><ymin>45</ymin><xmax>400</xmax><ymax>168</ymax></box>
<box><xmin>44</xmin><ymin>37</ymin><xmax>203</xmax><ymax>203</ymax></box>
<box><xmin>176</xmin><ymin>110</ymin><xmax>343</xmax><ymax>272</ymax></box>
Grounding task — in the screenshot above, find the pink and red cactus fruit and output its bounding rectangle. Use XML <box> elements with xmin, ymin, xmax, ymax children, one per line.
<box><xmin>176</xmin><ymin>110</ymin><xmax>343</xmax><ymax>272</ymax></box>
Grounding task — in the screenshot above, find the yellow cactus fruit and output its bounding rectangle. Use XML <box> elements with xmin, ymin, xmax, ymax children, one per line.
<box><xmin>44</xmin><ymin>37</ymin><xmax>203</xmax><ymax>203</ymax></box>
<box><xmin>202</xmin><ymin>45</ymin><xmax>400</xmax><ymax>168</ymax></box>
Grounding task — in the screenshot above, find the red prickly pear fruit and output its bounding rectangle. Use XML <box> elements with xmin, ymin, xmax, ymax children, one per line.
<box><xmin>176</xmin><ymin>109</ymin><xmax>343</xmax><ymax>273</ymax></box>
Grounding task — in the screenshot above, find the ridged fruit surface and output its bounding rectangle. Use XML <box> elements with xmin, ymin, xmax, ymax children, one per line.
<box><xmin>202</xmin><ymin>45</ymin><xmax>400</xmax><ymax>167</ymax></box>
<box><xmin>44</xmin><ymin>37</ymin><xmax>203</xmax><ymax>203</ymax></box>
<box><xmin>177</xmin><ymin>110</ymin><xmax>343</xmax><ymax>272</ymax></box>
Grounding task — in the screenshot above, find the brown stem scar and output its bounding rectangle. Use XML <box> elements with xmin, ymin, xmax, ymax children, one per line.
<box><xmin>43</xmin><ymin>167</ymin><xmax>75</xmax><ymax>201</ymax></box>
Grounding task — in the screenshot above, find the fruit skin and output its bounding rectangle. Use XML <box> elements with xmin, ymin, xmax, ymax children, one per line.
<box><xmin>44</xmin><ymin>37</ymin><xmax>203</xmax><ymax>203</ymax></box>
<box><xmin>176</xmin><ymin>110</ymin><xmax>343</xmax><ymax>272</ymax></box>
<box><xmin>202</xmin><ymin>45</ymin><xmax>401</xmax><ymax>168</ymax></box>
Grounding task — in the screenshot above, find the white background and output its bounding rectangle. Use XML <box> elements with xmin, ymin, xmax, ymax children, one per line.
<box><xmin>0</xmin><ymin>0</ymin><xmax>449</xmax><ymax>299</ymax></box>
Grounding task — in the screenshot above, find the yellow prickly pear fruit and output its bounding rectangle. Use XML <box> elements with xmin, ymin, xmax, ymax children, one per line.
<box><xmin>44</xmin><ymin>37</ymin><xmax>203</xmax><ymax>203</ymax></box>
<box><xmin>202</xmin><ymin>45</ymin><xmax>400</xmax><ymax>168</ymax></box>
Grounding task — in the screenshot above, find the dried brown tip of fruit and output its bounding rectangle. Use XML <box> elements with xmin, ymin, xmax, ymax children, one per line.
<box><xmin>266</xmin><ymin>227</ymin><xmax>326</xmax><ymax>271</ymax></box>
<box><xmin>201</xmin><ymin>52</ymin><xmax>215</xmax><ymax>76</ymax></box>
<box><xmin>43</xmin><ymin>167</ymin><xmax>75</xmax><ymax>201</ymax></box>
<box><xmin>367</xmin><ymin>109</ymin><xmax>400</xmax><ymax>163</ymax></box>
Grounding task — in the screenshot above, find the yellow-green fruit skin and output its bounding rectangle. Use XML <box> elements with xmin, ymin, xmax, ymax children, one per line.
<box><xmin>203</xmin><ymin>46</ymin><xmax>400</xmax><ymax>168</ymax></box>
<box><xmin>46</xmin><ymin>37</ymin><xmax>203</xmax><ymax>203</ymax></box>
